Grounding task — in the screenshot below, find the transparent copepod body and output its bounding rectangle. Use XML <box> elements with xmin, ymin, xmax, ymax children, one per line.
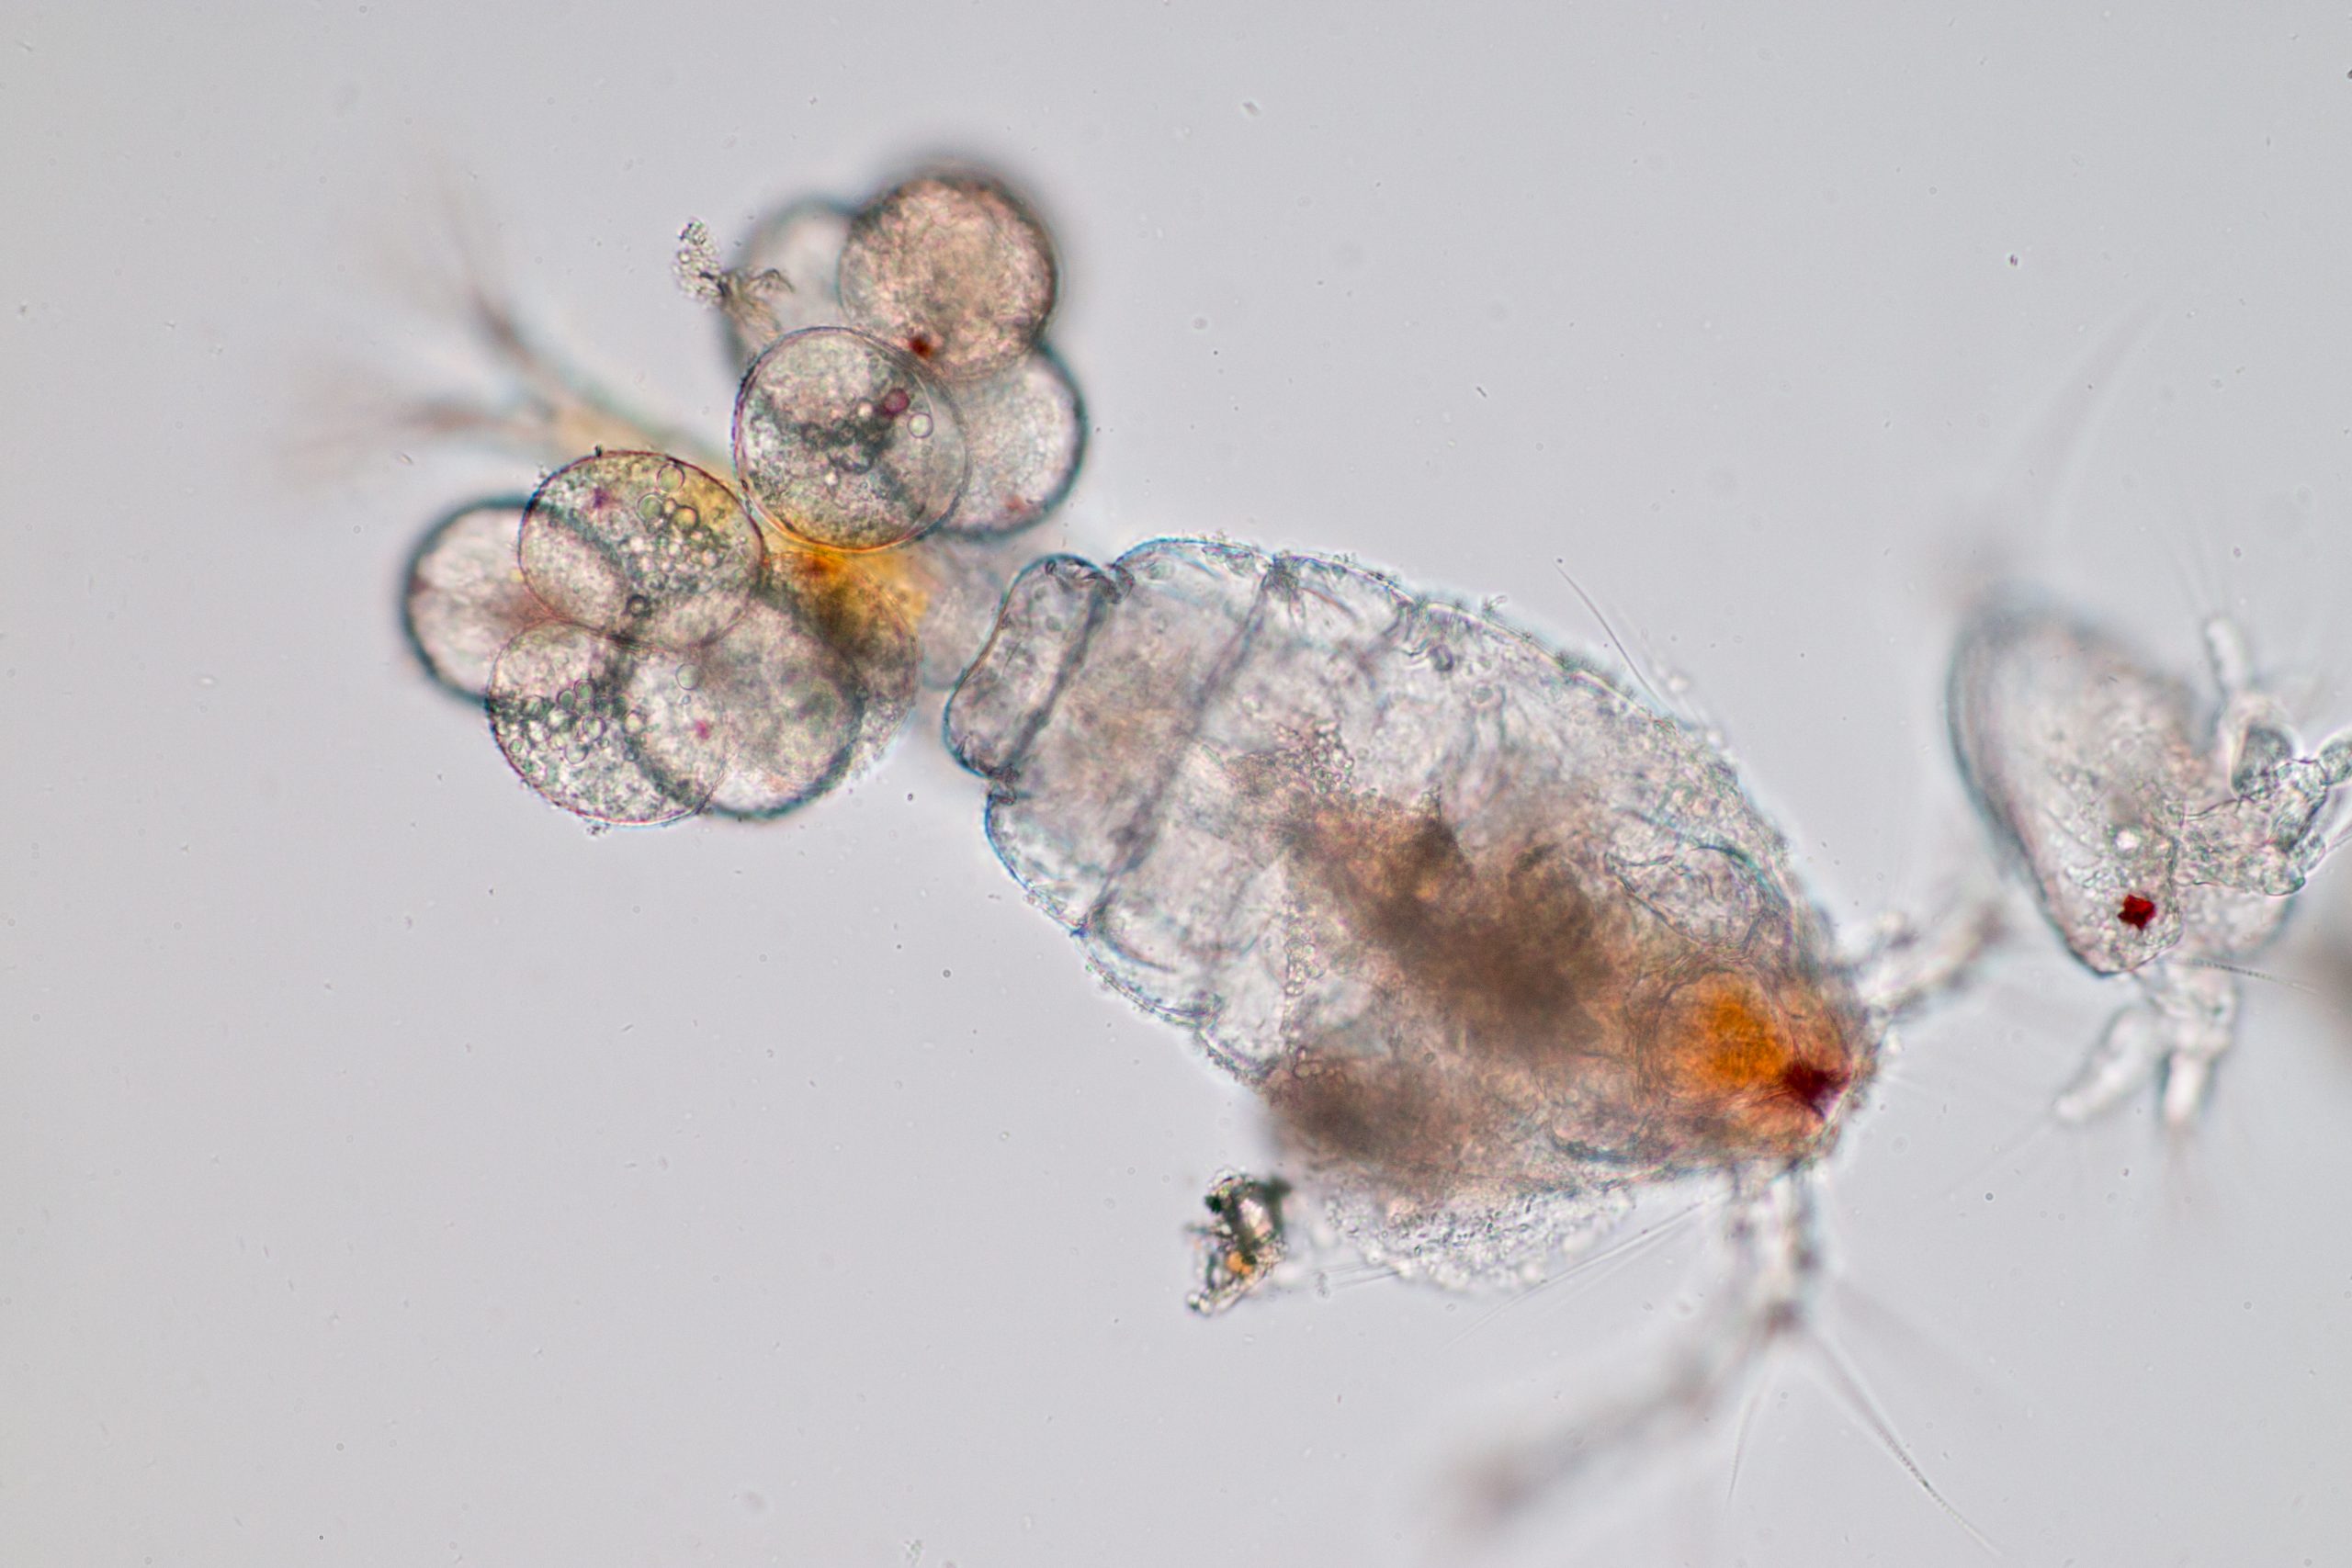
<box><xmin>946</xmin><ymin>538</ymin><xmax>1883</xmax><ymax>1287</ymax></box>
<box><xmin>1950</xmin><ymin>598</ymin><xmax>2352</xmax><ymax>1124</ymax></box>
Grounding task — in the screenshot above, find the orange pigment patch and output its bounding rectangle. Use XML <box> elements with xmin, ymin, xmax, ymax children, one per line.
<box><xmin>1657</xmin><ymin>972</ymin><xmax>1854</xmax><ymax>1157</ymax></box>
<box><xmin>1237</xmin><ymin>772</ymin><xmax>1867</xmax><ymax>1194</ymax></box>
<box><xmin>765</xmin><ymin>532</ymin><xmax>927</xmax><ymax>648</ymax></box>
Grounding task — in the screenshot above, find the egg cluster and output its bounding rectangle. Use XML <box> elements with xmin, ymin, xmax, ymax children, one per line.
<box><xmin>401</xmin><ymin>166</ymin><xmax>1084</xmax><ymax>825</ymax></box>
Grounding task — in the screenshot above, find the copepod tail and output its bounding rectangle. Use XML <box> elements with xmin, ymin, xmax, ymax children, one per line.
<box><xmin>944</xmin><ymin>553</ymin><xmax>1116</xmax><ymax>781</ymax></box>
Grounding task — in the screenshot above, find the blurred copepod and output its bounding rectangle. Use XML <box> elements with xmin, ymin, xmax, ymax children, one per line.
<box><xmin>944</xmin><ymin>537</ymin><xmax>1992</xmax><ymax>1522</ymax></box>
<box><xmin>1950</xmin><ymin>601</ymin><xmax>2352</xmax><ymax>1124</ymax></box>
<box><xmin>397</xmin><ymin>164</ymin><xmax>1087</xmax><ymax>826</ymax></box>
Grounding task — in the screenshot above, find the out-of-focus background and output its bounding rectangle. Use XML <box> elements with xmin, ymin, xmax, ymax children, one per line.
<box><xmin>8</xmin><ymin>5</ymin><xmax>2352</xmax><ymax>1564</ymax></box>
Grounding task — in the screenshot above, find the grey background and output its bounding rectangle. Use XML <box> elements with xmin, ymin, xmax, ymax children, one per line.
<box><xmin>8</xmin><ymin>4</ymin><xmax>2352</xmax><ymax>1564</ymax></box>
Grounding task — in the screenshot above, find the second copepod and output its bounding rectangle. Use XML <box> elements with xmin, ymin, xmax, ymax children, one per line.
<box><xmin>1950</xmin><ymin>603</ymin><xmax>2352</xmax><ymax>1124</ymax></box>
<box><xmin>944</xmin><ymin>537</ymin><xmax>1986</xmax><ymax>1516</ymax></box>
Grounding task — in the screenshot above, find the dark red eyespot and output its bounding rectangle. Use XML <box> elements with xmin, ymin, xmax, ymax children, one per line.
<box><xmin>1778</xmin><ymin>1059</ymin><xmax>1850</xmax><ymax>1119</ymax></box>
<box><xmin>2117</xmin><ymin>893</ymin><xmax>2156</xmax><ymax>930</ymax></box>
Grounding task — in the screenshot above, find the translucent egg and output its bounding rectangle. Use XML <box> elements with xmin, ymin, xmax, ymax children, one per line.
<box><xmin>836</xmin><ymin>170</ymin><xmax>1057</xmax><ymax>385</ymax></box>
<box><xmin>731</xmin><ymin>326</ymin><xmax>968</xmax><ymax>553</ymax></box>
<box><xmin>401</xmin><ymin>498</ymin><xmax>544</xmax><ymax>697</ymax></box>
<box><xmin>515</xmin><ymin>451</ymin><xmax>763</xmax><ymax>648</ymax></box>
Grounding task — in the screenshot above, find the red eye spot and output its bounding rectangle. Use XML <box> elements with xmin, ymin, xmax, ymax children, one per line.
<box><xmin>2118</xmin><ymin>893</ymin><xmax>2156</xmax><ymax>930</ymax></box>
<box><xmin>907</xmin><ymin>332</ymin><xmax>938</xmax><ymax>360</ymax></box>
<box><xmin>1777</xmin><ymin>1059</ymin><xmax>1849</xmax><ymax>1119</ymax></box>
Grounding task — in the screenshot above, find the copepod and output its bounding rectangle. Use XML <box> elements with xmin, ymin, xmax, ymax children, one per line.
<box><xmin>944</xmin><ymin>537</ymin><xmax>1986</xmax><ymax>1518</ymax></box>
<box><xmin>1950</xmin><ymin>601</ymin><xmax>2352</xmax><ymax>1124</ymax></box>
